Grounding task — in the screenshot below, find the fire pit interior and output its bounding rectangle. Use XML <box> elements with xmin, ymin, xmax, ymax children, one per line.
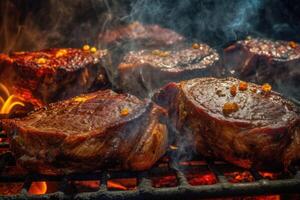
<box><xmin>0</xmin><ymin>0</ymin><xmax>299</xmax><ymax>199</ymax></box>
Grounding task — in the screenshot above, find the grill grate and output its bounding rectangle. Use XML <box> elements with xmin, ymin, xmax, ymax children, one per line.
<box><xmin>0</xmin><ymin>131</ymin><xmax>300</xmax><ymax>200</ymax></box>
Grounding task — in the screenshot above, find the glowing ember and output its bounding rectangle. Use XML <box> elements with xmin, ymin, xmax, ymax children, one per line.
<box><xmin>0</xmin><ymin>183</ymin><xmax>23</xmax><ymax>195</ymax></box>
<box><xmin>0</xmin><ymin>83</ymin><xmax>24</xmax><ymax>115</ymax></box>
<box><xmin>28</xmin><ymin>182</ymin><xmax>47</xmax><ymax>195</ymax></box>
<box><xmin>186</xmin><ymin>172</ymin><xmax>217</xmax><ymax>185</ymax></box>
<box><xmin>259</xmin><ymin>172</ymin><xmax>279</xmax><ymax>180</ymax></box>
<box><xmin>152</xmin><ymin>175</ymin><xmax>178</xmax><ymax>188</ymax></box>
<box><xmin>107</xmin><ymin>180</ymin><xmax>127</xmax><ymax>190</ymax></box>
<box><xmin>225</xmin><ymin>171</ymin><xmax>254</xmax><ymax>183</ymax></box>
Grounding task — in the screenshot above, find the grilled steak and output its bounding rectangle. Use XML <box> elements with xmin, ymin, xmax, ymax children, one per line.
<box><xmin>223</xmin><ymin>38</ymin><xmax>300</xmax><ymax>102</ymax></box>
<box><xmin>155</xmin><ymin>77</ymin><xmax>300</xmax><ymax>170</ymax></box>
<box><xmin>98</xmin><ymin>21</ymin><xmax>185</xmax><ymax>49</ymax></box>
<box><xmin>0</xmin><ymin>48</ymin><xmax>109</xmax><ymax>106</ymax></box>
<box><xmin>2</xmin><ymin>90</ymin><xmax>168</xmax><ymax>174</ymax></box>
<box><xmin>118</xmin><ymin>44</ymin><xmax>220</xmax><ymax>97</ymax></box>
<box><xmin>98</xmin><ymin>21</ymin><xmax>185</xmax><ymax>88</ymax></box>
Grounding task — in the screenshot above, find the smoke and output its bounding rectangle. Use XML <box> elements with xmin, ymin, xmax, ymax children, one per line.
<box><xmin>128</xmin><ymin>0</ymin><xmax>264</xmax><ymax>47</ymax></box>
<box><xmin>0</xmin><ymin>0</ymin><xmax>129</xmax><ymax>53</ymax></box>
<box><xmin>1</xmin><ymin>0</ymin><xmax>299</xmax><ymax>53</ymax></box>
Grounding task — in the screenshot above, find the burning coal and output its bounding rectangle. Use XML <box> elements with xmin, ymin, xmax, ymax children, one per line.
<box><xmin>28</xmin><ymin>182</ymin><xmax>47</xmax><ymax>195</ymax></box>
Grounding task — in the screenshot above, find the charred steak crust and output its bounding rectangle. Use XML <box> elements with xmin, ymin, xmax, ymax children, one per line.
<box><xmin>155</xmin><ymin>77</ymin><xmax>300</xmax><ymax>170</ymax></box>
<box><xmin>118</xmin><ymin>44</ymin><xmax>220</xmax><ymax>97</ymax></box>
<box><xmin>0</xmin><ymin>48</ymin><xmax>109</xmax><ymax>105</ymax></box>
<box><xmin>223</xmin><ymin>38</ymin><xmax>300</xmax><ymax>101</ymax></box>
<box><xmin>98</xmin><ymin>22</ymin><xmax>185</xmax><ymax>91</ymax></box>
<box><xmin>98</xmin><ymin>21</ymin><xmax>185</xmax><ymax>48</ymax></box>
<box><xmin>2</xmin><ymin>90</ymin><xmax>168</xmax><ymax>174</ymax></box>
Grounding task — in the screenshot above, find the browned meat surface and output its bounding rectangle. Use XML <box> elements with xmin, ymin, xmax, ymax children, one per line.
<box><xmin>223</xmin><ymin>38</ymin><xmax>300</xmax><ymax>102</ymax></box>
<box><xmin>1</xmin><ymin>90</ymin><xmax>168</xmax><ymax>175</ymax></box>
<box><xmin>118</xmin><ymin>44</ymin><xmax>220</xmax><ymax>97</ymax></box>
<box><xmin>98</xmin><ymin>22</ymin><xmax>185</xmax><ymax>88</ymax></box>
<box><xmin>98</xmin><ymin>21</ymin><xmax>185</xmax><ymax>49</ymax></box>
<box><xmin>155</xmin><ymin>77</ymin><xmax>300</xmax><ymax>170</ymax></box>
<box><xmin>0</xmin><ymin>48</ymin><xmax>109</xmax><ymax>106</ymax></box>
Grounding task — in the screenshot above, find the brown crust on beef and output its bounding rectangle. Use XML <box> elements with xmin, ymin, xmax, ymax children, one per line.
<box><xmin>155</xmin><ymin>77</ymin><xmax>300</xmax><ymax>170</ymax></box>
<box><xmin>2</xmin><ymin>90</ymin><xmax>168</xmax><ymax>174</ymax></box>
<box><xmin>0</xmin><ymin>48</ymin><xmax>109</xmax><ymax>106</ymax></box>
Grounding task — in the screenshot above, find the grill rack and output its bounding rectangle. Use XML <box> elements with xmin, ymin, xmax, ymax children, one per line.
<box><xmin>1</xmin><ymin>132</ymin><xmax>300</xmax><ymax>200</ymax></box>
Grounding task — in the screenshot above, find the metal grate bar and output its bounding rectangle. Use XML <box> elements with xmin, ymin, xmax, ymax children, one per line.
<box><xmin>0</xmin><ymin>152</ymin><xmax>299</xmax><ymax>199</ymax></box>
<box><xmin>100</xmin><ymin>171</ymin><xmax>108</xmax><ymax>191</ymax></box>
<box><xmin>206</xmin><ymin>159</ymin><xmax>228</xmax><ymax>183</ymax></box>
<box><xmin>0</xmin><ymin>152</ymin><xmax>10</xmax><ymax>174</ymax></box>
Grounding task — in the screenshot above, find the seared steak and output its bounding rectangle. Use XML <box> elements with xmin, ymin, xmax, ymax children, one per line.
<box><xmin>155</xmin><ymin>77</ymin><xmax>300</xmax><ymax>170</ymax></box>
<box><xmin>0</xmin><ymin>48</ymin><xmax>109</xmax><ymax>106</ymax></box>
<box><xmin>118</xmin><ymin>44</ymin><xmax>220</xmax><ymax>97</ymax></box>
<box><xmin>98</xmin><ymin>21</ymin><xmax>185</xmax><ymax>49</ymax></box>
<box><xmin>2</xmin><ymin>90</ymin><xmax>168</xmax><ymax>174</ymax></box>
<box><xmin>98</xmin><ymin>21</ymin><xmax>185</xmax><ymax>88</ymax></box>
<box><xmin>223</xmin><ymin>38</ymin><xmax>300</xmax><ymax>102</ymax></box>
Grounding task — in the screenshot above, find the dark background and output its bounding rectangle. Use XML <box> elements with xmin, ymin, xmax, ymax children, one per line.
<box><xmin>0</xmin><ymin>0</ymin><xmax>300</xmax><ymax>53</ymax></box>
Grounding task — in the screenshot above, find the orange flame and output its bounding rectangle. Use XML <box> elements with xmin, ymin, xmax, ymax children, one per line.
<box><xmin>0</xmin><ymin>83</ymin><xmax>24</xmax><ymax>114</ymax></box>
<box><xmin>107</xmin><ymin>180</ymin><xmax>127</xmax><ymax>190</ymax></box>
<box><xmin>28</xmin><ymin>182</ymin><xmax>47</xmax><ymax>195</ymax></box>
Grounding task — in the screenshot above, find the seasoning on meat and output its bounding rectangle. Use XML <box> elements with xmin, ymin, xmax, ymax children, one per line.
<box><xmin>55</xmin><ymin>49</ymin><xmax>67</xmax><ymax>58</ymax></box>
<box><xmin>239</xmin><ymin>81</ymin><xmax>248</xmax><ymax>91</ymax></box>
<box><xmin>289</xmin><ymin>41</ymin><xmax>297</xmax><ymax>48</ymax></box>
<box><xmin>223</xmin><ymin>102</ymin><xmax>239</xmax><ymax>115</ymax></box>
<box><xmin>230</xmin><ymin>85</ymin><xmax>237</xmax><ymax>96</ymax></box>
<box><xmin>152</xmin><ymin>49</ymin><xmax>161</xmax><ymax>56</ymax></box>
<box><xmin>120</xmin><ymin>107</ymin><xmax>130</xmax><ymax>116</ymax></box>
<box><xmin>90</xmin><ymin>47</ymin><xmax>97</xmax><ymax>53</ymax></box>
<box><xmin>262</xmin><ymin>83</ymin><xmax>272</xmax><ymax>93</ymax></box>
<box><xmin>36</xmin><ymin>58</ymin><xmax>47</xmax><ymax>64</ymax></box>
<box><xmin>83</xmin><ymin>44</ymin><xmax>90</xmax><ymax>51</ymax></box>
<box><xmin>192</xmin><ymin>43</ymin><xmax>200</xmax><ymax>49</ymax></box>
<box><xmin>159</xmin><ymin>51</ymin><xmax>170</xmax><ymax>57</ymax></box>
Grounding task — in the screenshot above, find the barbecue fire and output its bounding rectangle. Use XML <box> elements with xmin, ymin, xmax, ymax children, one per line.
<box><xmin>28</xmin><ymin>182</ymin><xmax>47</xmax><ymax>195</ymax></box>
<box><xmin>0</xmin><ymin>83</ymin><xmax>24</xmax><ymax>115</ymax></box>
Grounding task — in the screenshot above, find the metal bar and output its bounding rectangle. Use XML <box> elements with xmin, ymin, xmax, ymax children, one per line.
<box><xmin>206</xmin><ymin>160</ymin><xmax>228</xmax><ymax>183</ymax></box>
<box><xmin>100</xmin><ymin>171</ymin><xmax>108</xmax><ymax>191</ymax></box>
<box><xmin>249</xmin><ymin>169</ymin><xmax>263</xmax><ymax>181</ymax></box>
<box><xmin>20</xmin><ymin>176</ymin><xmax>32</xmax><ymax>195</ymax></box>
<box><xmin>59</xmin><ymin>177</ymin><xmax>69</xmax><ymax>193</ymax></box>
<box><xmin>176</xmin><ymin>170</ymin><xmax>189</xmax><ymax>187</ymax></box>
<box><xmin>0</xmin><ymin>152</ymin><xmax>10</xmax><ymax>174</ymax></box>
<box><xmin>138</xmin><ymin>171</ymin><xmax>153</xmax><ymax>199</ymax></box>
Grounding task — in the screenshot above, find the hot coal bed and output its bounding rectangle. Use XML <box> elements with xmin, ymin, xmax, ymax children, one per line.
<box><xmin>0</xmin><ymin>0</ymin><xmax>300</xmax><ymax>200</ymax></box>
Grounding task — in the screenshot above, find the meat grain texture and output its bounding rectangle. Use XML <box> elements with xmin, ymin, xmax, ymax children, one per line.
<box><xmin>155</xmin><ymin>77</ymin><xmax>300</xmax><ymax>170</ymax></box>
<box><xmin>98</xmin><ymin>21</ymin><xmax>185</xmax><ymax>89</ymax></box>
<box><xmin>2</xmin><ymin>90</ymin><xmax>168</xmax><ymax>174</ymax></box>
<box><xmin>0</xmin><ymin>48</ymin><xmax>109</xmax><ymax>106</ymax></box>
<box><xmin>118</xmin><ymin>44</ymin><xmax>220</xmax><ymax>97</ymax></box>
<box><xmin>223</xmin><ymin>38</ymin><xmax>300</xmax><ymax>102</ymax></box>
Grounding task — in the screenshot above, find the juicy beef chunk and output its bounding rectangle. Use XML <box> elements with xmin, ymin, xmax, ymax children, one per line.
<box><xmin>0</xmin><ymin>48</ymin><xmax>109</xmax><ymax>106</ymax></box>
<box><xmin>98</xmin><ymin>21</ymin><xmax>185</xmax><ymax>88</ymax></box>
<box><xmin>155</xmin><ymin>77</ymin><xmax>300</xmax><ymax>170</ymax></box>
<box><xmin>223</xmin><ymin>38</ymin><xmax>300</xmax><ymax>101</ymax></box>
<box><xmin>98</xmin><ymin>21</ymin><xmax>185</xmax><ymax>49</ymax></box>
<box><xmin>2</xmin><ymin>90</ymin><xmax>168</xmax><ymax>175</ymax></box>
<box><xmin>118</xmin><ymin>43</ymin><xmax>220</xmax><ymax>97</ymax></box>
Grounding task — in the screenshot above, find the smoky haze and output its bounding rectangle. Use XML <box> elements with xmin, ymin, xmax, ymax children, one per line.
<box><xmin>0</xmin><ymin>0</ymin><xmax>299</xmax><ymax>53</ymax></box>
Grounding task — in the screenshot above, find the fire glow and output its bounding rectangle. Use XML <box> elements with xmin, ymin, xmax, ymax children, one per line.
<box><xmin>0</xmin><ymin>83</ymin><xmax>24</xmax><ymax>115</ymax></box>
<box><xmin>28</xmin><ymin>182</ymin><xmax>47</xmax><ymax>195</ymax></box>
